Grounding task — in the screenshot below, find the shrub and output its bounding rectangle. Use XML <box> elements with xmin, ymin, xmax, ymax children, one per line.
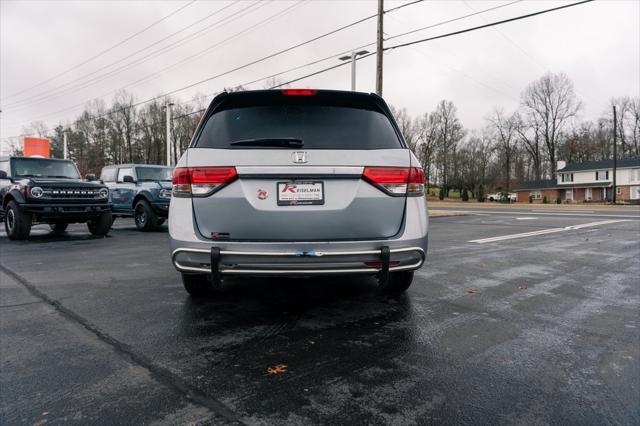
<box><xmin>438</xmin><ymin>188</ymin><xmax>445</xmax><ymax>200</ymax></box>
<box><xmin>461</xmin><ymin>189</ymin><xmax>469</xmax><ymax>202</ymax></box>
<box><xmin>556</xmin><ymin>196</ymin><xmax>561</xmax><ymax>204</ymax></box>
<box><xmin>528</xmin><ymin>195</ymin><xmax>533</xmax><ymax>203</ymax></box>
<box><xmin>543</xmin><ymin>195</ymin><xmax>549</xmax><ymax>204</ymax></box>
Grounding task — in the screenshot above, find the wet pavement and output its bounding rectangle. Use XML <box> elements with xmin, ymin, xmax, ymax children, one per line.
<box><xmin>1</xmin><ymin>211</ymin><xmax>639</xmax><ymax>425</ymax></box>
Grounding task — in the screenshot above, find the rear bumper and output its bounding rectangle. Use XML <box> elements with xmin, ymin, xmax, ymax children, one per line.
<box><xmin>172</xmin><ymin>245</ymin><xmax>425</xmax><ymax>276</ymax></box>
<box><xmin>22</xmin><ymin>202</ymin><xmax>111</xmax><ymax>221</ymax></box>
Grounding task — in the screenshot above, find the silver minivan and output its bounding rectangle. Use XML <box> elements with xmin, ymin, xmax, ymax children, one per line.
<box><xmin>169</xmin><ymin>89</ymin><xmax>428</xmax><ymax>296</ymax></box>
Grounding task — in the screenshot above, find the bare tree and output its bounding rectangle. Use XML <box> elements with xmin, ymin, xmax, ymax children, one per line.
<box><xmin>390</xmin><ymin>106</ymin><xmax>419</xmax><ymax>152</ymax></box>
<box><xmin>487</xmin><ymin>108</ymin><xmax>518</xmax><ymax>192</ymax></box>
<box><xmin>432</xmin><ymin>100</ymin><xmax>465</xmax><ymax>195</ymax></box>
<box><xmin>415</xmin><ymin>112</ymin><xmax>438</xmax><ymax>188</ymax></box>
<box><xmin>521</xmin><ymin>72</ymin><xmax>582</xmax><ymax>172</ymax></box>
<box><xmin>515</xmin><ymin>110</ymin><xmax>543</xmax><ymax>180</ymax></box>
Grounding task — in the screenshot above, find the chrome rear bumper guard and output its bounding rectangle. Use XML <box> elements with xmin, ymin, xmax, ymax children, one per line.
<box><xmin>172</xmin><ymin>246</ymin><xmax>425</xmax><ymax>288</ymax></box>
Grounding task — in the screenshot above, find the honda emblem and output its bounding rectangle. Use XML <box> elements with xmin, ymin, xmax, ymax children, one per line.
<box><xmin>291</xmin><ymin>151</ymin><xmax>308</xmax><ymax>164</ymax></box>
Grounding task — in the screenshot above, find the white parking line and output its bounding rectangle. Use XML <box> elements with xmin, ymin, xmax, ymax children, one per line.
<box><xmin>532</xmin><ymin>209</ymin><xmax>594</xmax><ymax>213</ymax></box>
<box><xmin>456</xmin><ymin>210</ymin><xmax>640</xmax><ymax>219</ymax></box>
<box><xmin>516</xmin><ymin>217</ymin><xmax>538</xmax><ymax>220</ymax></box>
<box><xmin>469</xmin><ymin>220</ymin><xmax>630</xmax><ymax>244</ymax></box>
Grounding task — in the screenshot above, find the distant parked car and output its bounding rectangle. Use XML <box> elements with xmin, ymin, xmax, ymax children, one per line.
<box><xmin>487</xmin><ymin>192</ymin><xmax>516</xmax><ymax>202</ymax></box>
<box><xmin>1</xmin><ymin>156</ymin><xmax>111</xmax><ymax>240</ymax></box>
<box><xmin>100</xmin><ymin>164</ymin><xmax>172</xmax><ymax>231</ymax></box>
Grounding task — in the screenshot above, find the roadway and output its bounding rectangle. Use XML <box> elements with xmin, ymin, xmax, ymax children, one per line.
<box><xmin>1</xmin><ymin>210</ymin><xmax>639</xmax><ymax>424</ymax></box>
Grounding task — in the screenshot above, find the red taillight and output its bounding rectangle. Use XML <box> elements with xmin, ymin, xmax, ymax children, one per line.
<box><xmin>362</xmin><ymin>167</ymin><xmax>425</xmax><ymax>196</ymax></box>
<box><xmin>172</xmin><ymin>167</ymin><xmax>191</xmax><ymax>196</ymax></box>
<box><xmin>281</xmin><ymin>89</ymin><xmax>317</xmax><ymax>96</ymax></box>
<box><xmin>172</xmin><ymin>167</ymin><xmax>237</xmax><ymax>197</ymax></box>
<box><xmin>408</xmin><ymin>167</ymin><xmax>425</xmax><ymax>196</ymax></box>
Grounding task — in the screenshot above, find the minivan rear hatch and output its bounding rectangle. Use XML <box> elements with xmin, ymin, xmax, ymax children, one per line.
<box><xmin>187</xmin><ymin>90</ymin><xmax>411</xmax><ymax>241</ymax></box>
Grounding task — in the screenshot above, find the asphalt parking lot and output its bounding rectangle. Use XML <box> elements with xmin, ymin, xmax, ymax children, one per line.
<box><xmin>1</xmin><ymin>206</ymin><xmax>639</xmax><ymax>425</ymax></box>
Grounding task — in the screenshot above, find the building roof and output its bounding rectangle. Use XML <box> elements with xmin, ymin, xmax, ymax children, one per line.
<box><xmin>558</xmin><ymin>158</ymin><xmax>640</xmax><ymax>172</ymax></box>
<box><xmin>514</xmin><ymin>180</ymin><xmax>613</xmax><ymax>191</ymax></box>
<box><xmin>513</xmin><ymin>180</ymin><xmax>558</xmax><ymax>191</ymax></box>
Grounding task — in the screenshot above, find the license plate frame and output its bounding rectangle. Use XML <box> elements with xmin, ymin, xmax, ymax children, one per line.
<box><xmin>277</xmin><ymin>181</ymin><xmax>325</xmax><ymax>206</ymax></box>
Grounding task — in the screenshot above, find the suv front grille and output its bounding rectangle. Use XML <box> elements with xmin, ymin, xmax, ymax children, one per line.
<box><xmin>40</xmin><ymin>187</ymin><xmax>104</xmax><ymax>200</ymax></box>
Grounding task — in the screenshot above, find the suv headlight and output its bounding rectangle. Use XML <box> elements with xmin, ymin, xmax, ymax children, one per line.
<box><xmin>159</xmin><ymin>189</ymin><xmax>172</xmax><ymax>199</ymax></box>
<box><xmin>30</xmin><ymin>186</ymin><xmax>44</xmax><ymax>198</ymax></box>
<box><xmin>99</xmin><ymin>188</ymin><xmax>109</xmax><ymax>198</ymax></box>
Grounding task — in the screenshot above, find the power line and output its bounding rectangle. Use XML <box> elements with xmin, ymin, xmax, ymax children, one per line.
<box><xmin>5</xmin><ymin>0</ymin><xmax>423</xmax><ymax>112</ymax></box>
<box><xmin>5</xmin><ymin>0</ymin><xmax>425</xmax><ymax>129</ymax></box>
<box><xmin>8</xmin><ymin>1</ymin><xmax>299</xmax><ymax>125</ymax></box>
<box><xmin>2</xmin><ymin>0</ymin><xmax>592</xmax><ymax>140</ymax></box>
<box><xmin>1</xmin><ymin>0</ymin><xmax>197</xmax><ymax>102</ymax></box>
<box><xmin>3</xmin><ymin>0</ymin><xmax>248</xmax><ymax>109</ymax></box>
<box><xmin>384</xmin><ymin>0</ymin><xmax>594</xmax><ymax>51</ymax></box>
<box><xmin>386</xmin><ymin>0</ymin><xmax>523</xmax><ymax>42</ymax></box>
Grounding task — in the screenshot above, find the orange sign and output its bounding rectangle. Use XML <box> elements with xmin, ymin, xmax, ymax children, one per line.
<box><xmin>23</xmin><ymin>137</ymin><xmax>50</xmax><ymax>158</ymax></box>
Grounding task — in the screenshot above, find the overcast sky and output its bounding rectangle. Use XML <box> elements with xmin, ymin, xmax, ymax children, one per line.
<box><xmin>1</xmin><ymin>0</ymin><xmax>638</xmax><ymax>152</ymax></box>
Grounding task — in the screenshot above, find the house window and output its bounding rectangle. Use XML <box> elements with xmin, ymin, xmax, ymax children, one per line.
<box><xmin>565</xmin><ymin>189</ymin><xmax>573</xmax><ymax>201</ymax></box>
<box><xmin>586</xmin><ymin>188</ymin><xmax>592</xmax><ymax>201</ymax></box>
<box><xmin>631</xmin><ymin>186</ymin><xmax>640</xmax><ymax>200</ymax></box>
<box><xmin>561</xmin><ymin>173</ymin><xmax>573</xmax><ymax>182</ymax></box>
<box><xmin>616</xmin><ymin>187</ymin><xmax>622</xmax><ymax>195</ymax></box>
<box><xmin>595</xmin><ymin>170</ymin><xmax>609</xmax><ymax>181</ymax></box>
<box><xmin>631</xmin><ymin>169</ymin><xmax>640</xmax><ymax>182</ymax></box>
<box><xmin>531</xmin><ymin>191</ymin><xmax>542</xmax><ymax>200</ymax></box>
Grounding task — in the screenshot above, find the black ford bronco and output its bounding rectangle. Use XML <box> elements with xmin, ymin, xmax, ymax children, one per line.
<box><xmin>0</xmin><ymin>156</ymin><xmax>112</xmax><ymax>240</ymax></box>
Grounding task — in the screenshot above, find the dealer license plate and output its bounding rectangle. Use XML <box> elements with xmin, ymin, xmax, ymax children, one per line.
<box><xmin>277</xmin><ymin>181</ymin><xmax>324</xmax><ymax>206</ymax></box>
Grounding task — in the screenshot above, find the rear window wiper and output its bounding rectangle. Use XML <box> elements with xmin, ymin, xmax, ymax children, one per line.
<box><xmin>228</xmin><ymin>138</ymin><xmax>304</xmax><ymax>148</ymax></box>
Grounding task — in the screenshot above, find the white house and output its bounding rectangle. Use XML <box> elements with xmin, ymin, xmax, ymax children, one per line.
<box><xmin>514</xmin><ymin>158</ymin><xmax>640</xmax><ymax>203</ymax></box>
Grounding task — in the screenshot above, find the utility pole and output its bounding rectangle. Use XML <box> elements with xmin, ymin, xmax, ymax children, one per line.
<box><xmin>338</xmin><ymin>50</ymin><xmax>370</xmax><ymax>91</ymax></box>
<box><xmin>63</xmin><ymin>131</ymin><xmax>68</xmax><ymax>160</ymax></box>
<box><xmin>375</xmin><ymin>0</ymin><xmax>384</xmax><ymax>96</ymax></box>
<box><xmin>165</xmin><ymin>102</ymin><xmax>174</xmax><ymax>166</ymax></box>
<box><xmin>612</xmin><ymin>105</ymin><xmax>617</xmax><ymax>204</ymax></box>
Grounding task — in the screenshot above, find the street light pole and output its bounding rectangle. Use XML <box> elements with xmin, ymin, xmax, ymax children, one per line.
<box><xmin>338</xmin><ymin>50</ymin><xmax>370</xmax><ymax>91</ymax></box>
<box><xmin>63</xmin><ymin>131</ymin><xmax>68</xmax><ymax>159</ymax></box>
<box><xmin>164</xmin><ymin>102</ymin><xmax>174</xmax><ymax>166</ymax></box>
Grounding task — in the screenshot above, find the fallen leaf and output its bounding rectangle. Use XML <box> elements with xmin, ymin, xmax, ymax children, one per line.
<box><xmin>267</xmin><ymin>364</ymin><xmax>288</xmax><ymax>375</ymax></box>
<box><xmin>519</xmin><ymin>285</ymin><xmax>528</xmax><ymax>290</ymax></box>
<box><xmin>467</xmin><ymin>288</ymin><xmax>476</xmax><ymax>294</ymax></box>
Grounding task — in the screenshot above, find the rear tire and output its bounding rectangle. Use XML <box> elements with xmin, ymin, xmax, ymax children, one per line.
<box><xmin>182</xmin><ymin>273</ymin><xmax>214</xmax><ymax>297</ymax></box>
<box><xmin>380</xmin><ymin>271</ymin><xmax>414</xmax><ymax>293</ymax></box>
<box><xmin>134</xmin><ymin>200</ymin><xmax>158</xmax><ymax>231</ymax></box>
<box><xmin>4</xmin><ymin>201</ymin><xmax>31</xmax><ymax>240</ymax></box>
<box><xmin>87</xmin><ymin>211</ymin><xmax>112</xmax><ymax>236</ymax></box>
<box><xmin>50</xmin><ymin>223</ymin><xmax>68</xmax><ymax>233</ymax></box>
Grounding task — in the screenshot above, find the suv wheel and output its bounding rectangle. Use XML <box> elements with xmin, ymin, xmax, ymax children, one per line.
<box><xmin>50</xmin><ymin>223</ymin><xmax>68</xmax><ymax>233</ymax></box>
<box><xmin>4</xmin><ymin>201</ymin><xmax>31</xmax><ymax>240</ymax></box>
<box><xmin>134</xmin><ymin>200</ymin><xmax>158</xmax><ymax>231</ymax></box>
<box><xmin>87</xmin><ymin>211</ymin><xmax>112</xmax><ymax>236</ymax></box>
<box><xmin>182</xmin><ymin>273</ymin><xmax>215</xmax><ymax>297</ymax></box>
<box><xmin>379</xmin><ymin>271</ymin><xmax>414</xmax><ymax>293</ymax></box>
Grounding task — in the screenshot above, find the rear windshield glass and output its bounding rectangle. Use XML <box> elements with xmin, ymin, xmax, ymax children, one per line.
<box><xmin>195</xmin><ymin>105</ymin><xmax>402</xmax><ymax>150</ymax></box>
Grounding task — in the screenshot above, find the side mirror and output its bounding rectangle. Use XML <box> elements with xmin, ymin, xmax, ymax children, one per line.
<box><xmin>85</xmin><ymin>174</ymin><xmax>97</xmax><ymax>181</ymax></box>
<box><xmin>123</xmin><ymin>175</ymin><xmax>135</xmax><ymax>183</ymax></box>
<box><xmin>0</xmin><ymin>171</ymin><xmax>7</xmax><ymax>179</ymax></box>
